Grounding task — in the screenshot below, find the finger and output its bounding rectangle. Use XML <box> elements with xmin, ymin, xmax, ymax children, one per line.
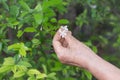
<box><xmin>62</xmin><ymin>39</ymin><xmax>68</xmax><ymax>47</ymax></box>
<box><xmin>59</xmin><ymin>38</ymin><xmax>68</xmax><ymax>47</ymax></box>
<box><xmin>59</xmin><ymin>31</ymin><xmax>71</xmax><ymax>48</ymax></box>
<box><xmin>53</xmin><ymin>29</ymin><xmax>61</xmax><ymax>41</ymax></box>
<box><xmin>53</xmin><ymin>29</ymin><xmax>64</xmax><ymax>54</ymax></box>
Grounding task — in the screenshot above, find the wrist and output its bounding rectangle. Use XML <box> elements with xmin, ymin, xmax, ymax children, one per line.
<box><xmin>76</xmin><ymin>49</ymin><xmax>97</xmax><ymax>69</ymax></box>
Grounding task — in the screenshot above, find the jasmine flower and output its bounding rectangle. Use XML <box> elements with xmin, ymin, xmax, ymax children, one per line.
<box><xmin>59</xmin><ymin>25</ymin><xmax>68</xmax><ymax>38</ymax></box>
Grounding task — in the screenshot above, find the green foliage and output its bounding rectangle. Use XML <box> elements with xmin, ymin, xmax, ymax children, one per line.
<box><xmin>0</xmin><ymin>0</ymin><xmax>70</xmax><ymax>79</ymax></box>
<box><xmin>0</xmin><ymin>0</ymin><xmax>87</xmax><ymax>80</ymax></box>
<box><xmin>27</xmin><ymin>69</ymin><xmax>47</xmax><ymax>79</ymax></box>
<box><xmin>8</xmin><ymin>42</ymin><xmax>30</xmax><ymax>57</ymax></box>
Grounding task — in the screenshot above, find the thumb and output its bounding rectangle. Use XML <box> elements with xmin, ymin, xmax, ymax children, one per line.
<box><xmin>53</xmin><ymin>29</ymin><xmax>65</xmax><ymax>54</ymax></box>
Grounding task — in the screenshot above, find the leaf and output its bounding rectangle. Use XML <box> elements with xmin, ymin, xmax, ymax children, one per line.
<box><xmin>27</xmin><ymin>69</ymin><xmax>41</xmax><ymax>76</ymax></box>
<box><xmin>28</xmin><ymin>76</ymin><xmax>36</xmax><ymax>80</ymax></box>
<box><xmin>99</xmin><ymin>36</ymin><xmax>108</xmax><ymax>45</ymax></box>
<box><xmin>58</xmin><ymin>19</ymin><xmax>69</xmax><ymax>24</ymax></box>
<box><xmin>19</xmin><ymin>0</ymin><xmax>30</xmax><ymax>11</ymax></box>
<box><xmin>20</xmin><ymin>43</ymin><xmax>29</xmax><ymax>51</ymax></box>
<box><xmin>10</xmin><ymin>5</ymin><xmax>19</xmax><ymax>17</ymax></box>
<box><xmin>8</xmin><ymin>43</ymin><xmax>21</xmax><ymax>50</ymax></box>
<box><xmin>18</xmin><ymin>61</ymin><xmax>32</xmax><ymax>68</ymax></box>
<box><xmin>13</xmin><ymin>71</ymin><xmax>25</xmax><ymax>78</ymax></box>
<box><xmin>84</xmin><ymin>41</ymin><xmax>92</xmax><ymax>46</ymax></box>
<box><xmin>17</xmin><ymin>30</ymin><xmax>24</xmax><ymax>38</ymax></box>
<box><xmin>32</xmin><ymin>38</ymin><xmax>41</xmax><ymax>46</ymax></box>
<box><xmin>16</xmin><ymin>65</ymin><xmax>27</xmax><ymax>71</ymax></box>
<box><xmin>92</xmin><ymin>46</ymin><xmax>98</xmax><ymax>53</ymax></box>
<box><xmin>12</xmin><ymin>65</ymin><xmax>17</xmax><ymax>73</ymax></box>
<box><xmin>0</xmin><ymin>66</ymin><xmax>12</xmax><ymax>73</ymax></box>
<box><xmin>44</xmin><ymin>9</ymin><xmax>55</xmax><ymax>18</ymax></box>
<box><xmin>2</xmin><ymin>2</ymin><xmax>9</xmax><ymax>11</ymax></box>
<box><xmin>33</xmin><ymin>13</ymin><xmax>43</xmax><ymax>25</ymax></box>
<box><xmin>19</xmin><ymin>48</ymin><xmax>26</xmax><ymax>57</ymax></box>
<box><xmin>3</xmin><ymin>57</ymin><xmax>15</xmax><ymax>66</ymax></box>
<box><xmin>34</xmin><ymin>3</ymin><xmax>42</xmax><ymax>12</ymax></box>
<box><xmin>36</xmin><ymin>73</ymin><xmax>47</xmax><ymax>79</ymax></box>
<box><xmin>42</xmin><ymin>64</ymin><xmax>47</xmax><ymax>74</ymax></box>
<box><xmin>13</xmin><ymin>21</ymin><xmax>19</xmax><ymax>26</ymax></box>
<box><xmin>8</xmin><ymin>43</ymin><xmax>30</xmax><ymax>57</ymax></box>
<box><xmin>83</xmin><ymin>70</ymin><xmax>92</xmax><ymax>80</ymax></box>
<box><xmin>24</xmin><ymin>27</ymin><xmax>36</xmax><ymax>32</ymax></box>
<box><xmin>50</xmin><ymin>18</ymin><xmax>57</xmax><ymax>23</ymax></box>
<box><xmin>47</xmin><ymin>72</ymin><xmax>56</xmax><ymax>78</ymax></box>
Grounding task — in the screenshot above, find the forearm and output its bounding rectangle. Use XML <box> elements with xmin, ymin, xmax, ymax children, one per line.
<box><xmin>88</xmin><ymin>54</ymin><xmax>120</xmax><ymax>80</ymax></box>
<box><xmin>81</xmin><ymin>53</ymin><xmax>120</xmax><ymax>80</ymax></box>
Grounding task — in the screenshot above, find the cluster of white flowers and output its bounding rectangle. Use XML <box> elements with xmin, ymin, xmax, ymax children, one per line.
<box><xmin>59</xmin><ymin>25</ymin><xmax>68</xmax><ymax>38</ymax></box>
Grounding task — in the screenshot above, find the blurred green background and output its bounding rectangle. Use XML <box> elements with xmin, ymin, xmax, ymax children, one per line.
<box><xmin>0</xmin><ymin>0</ymin><xmax>120</xmax><ymax>80</ymax></box>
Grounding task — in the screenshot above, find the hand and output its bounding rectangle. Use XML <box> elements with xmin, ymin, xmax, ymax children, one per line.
<box><xmin>53</xmin><ymin>29</ymin><xmax>120</xmax><ymax>80</ymax></box>
<box><xmin>52</xmin><ymin>29</ymin><xmax>95</xmax><ymax>68</ymax></box>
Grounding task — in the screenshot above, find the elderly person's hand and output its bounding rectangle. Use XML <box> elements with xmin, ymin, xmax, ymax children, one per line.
<box><xmin>52</xmin><ymin>29</ymin><xmax>120</xmax><ymax>80</ymax></box>
<box><xmin>52</xmin><ymin>29</ymin><xmax>95</xmax><ymax>68</ymax></box>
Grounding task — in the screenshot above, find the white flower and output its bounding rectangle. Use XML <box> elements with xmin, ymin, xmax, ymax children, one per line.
<box><xmin>59</xmin><ymin>25</ymin><xmax>68</xmax><ymax>38</ymax></box>
<box><xmin>61</xmin><ymin>25</ymin><xmax>68</xmax><ymax>31</ymax></box>
<box><xmin>18</xmin><ymin>55</ymin><xmax>21</xmax><ymax>58</ymax></box>
<box><xmin>40</xmin><ymin>26</ymin><xmax>43</xmax><ymax>31</ymax></box>
<box><xmin>90</xmin><ymin>5</ymin><xmax>97</xmax><ymax>9</ymax></box>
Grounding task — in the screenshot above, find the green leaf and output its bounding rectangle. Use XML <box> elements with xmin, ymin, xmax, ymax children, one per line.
<box><xmin>99</xmin><ymin>36</ymin><xmax>108</xmax><ymax>45</ymax></box>
<box><xmin>33</xmin><ymin>13</ymin><xmax>43</xmax><ymax>25</ymax></box>
<box><xmin>47</xmin><ymin>72</ymin><xmax>56</xmax><ymax>78</ymax></box>
<box><xmin>18</xmin><ymin>61</ymin><xmax>32</xmax><ymax>68</ymax></box>
<box><xmin>2</xmin><ymin>2</ymin><xmax>9</xmax><ymax>11</ymax></box>
<box><xmin>44</xmin><ymin>9</ymin><xmax>55</xmax><ymax>18</ymax></box>
<box><xmin>3</xmin><ymin>57</ymin><xmax>15</xmax><ymax>66</ymax></box>
<box><xmin>28</xmin><ymin>76</ymin><xmax>36</xmax><ymax>80</ymax></box>
<box><xmin>19</xmin><ymin>48</ymin><xmax>26</xmax><ymax>57</ymax></box>
<box><xmin>24</xmin><ymin>27</ymin><xmax>36</xmax><ymax>32</ymax></box>
<box><xmin>50</xmin><ymin>18</ymin><xmax>57</xmax><ymax>23</ymax></box>
<box><xmin>0</xmin><ymin>66</ymin><xmax>12</xmax><ymax>73</ymax></box>
<box><xmin>37</xmin><ymin>73</ymin><xmax>47</xmax><ymax>79</ymax></box>
<box><xmin>83</xmin><ymin>70</ymin><xmax>92</xmax><ymax>80</ymax></box>
<box><xmin>42</xmin><ymin>64</ymin><xmax>47</xmax><ymax>74</ymax></box>
<box><xmin>21</xmin><ymin>43</ymin><xmax>29</xmax><ymax>50</ymax></box>
<box><xmin>17</xmin><ymin>30</ymin><xmax>24</xmax><ymax>38</ymax></box>
<box><xmin>8</xmin><ymin>43</ymin><xmax>21</xmax><ymax>50</ymax></box>
<box><xmin>84</xmin><ymin>41</ymin><xmax>92</xmax><ymax>46</ymax></box>
<box><xmin>12</xmin><ymin>65</ymin><xmax>17</xmax><ymax>73</ymax></box>
<box><xmin>13</xmin><ymin>71</ymin><xmax>25</xmax><ymax>78</ymax></box>
<box><xmin>19</xmin><ymin>0</ymin><xmax>30</xmax><ymax>11</ymax></box>
<box><xmin>32</xmin><ymin>38</ymin><xmax>41</xmax><ymax>47</ymax></box>
<box><xmin>58</xmin><ymin>19</ymin><xmax>69</xmax><ymax>24</ymax></box>
<box><xmin>34</xmin><ymin>3</ymin><xmax>42</xmax><ymax>12</ymax></box>
<box><xmin>8</xmin><ymin>43</ymin><xmax>29</xmax><ymax>56</ymax></box>
<box><xmin>92</xmin><ymin>46</ymin><xmax>98</xmax><ymax>53</ymax></box>
<box><xmin>8</xmin><ymin>42</ymin><xmax>30</xmax><ymax>57</ymax></box>
<box><xmin>10</xmin><ymin>5</ymin><xmax>19</xmax><ymax>17</ymax></box>
<box><xmin>27</xmin><ymin>69</ymin><xmax>41</xmax><ymax>76</ymax></box>
<box><xmin>16</xmin><ymin>65</ymin><xmax>27</xmax><ymax>71</ymax></box>
<box><xmin>13</xmin><ymin>21</ymin><xmax>19</xmax><ymax>26</ymax></box>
